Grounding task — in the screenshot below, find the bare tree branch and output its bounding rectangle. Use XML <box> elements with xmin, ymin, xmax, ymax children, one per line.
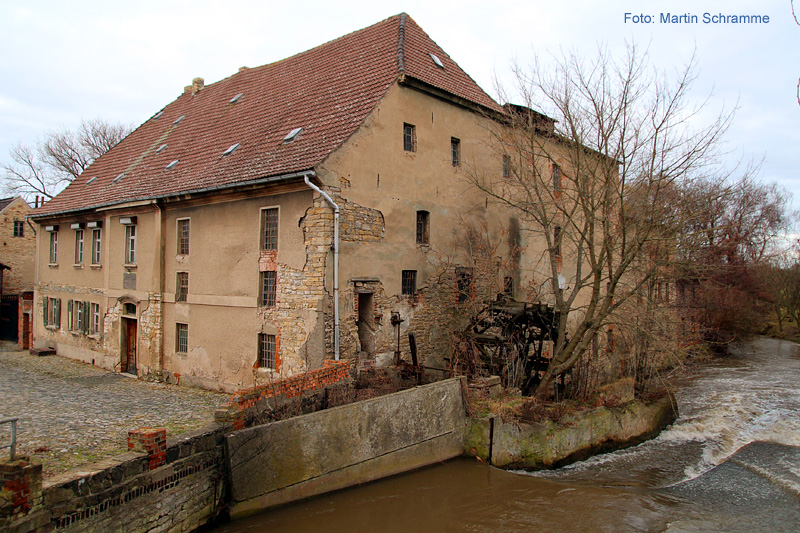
<box><xmin>1</xmin><ymin>118</ymin><xmax>132</xmax><ymax>200</ymax></box>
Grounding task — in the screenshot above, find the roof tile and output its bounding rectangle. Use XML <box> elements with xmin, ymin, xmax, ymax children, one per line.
<box><xmin>34</xmin><ymin>14</ymin><xmax>502</xmax><ymax>217</ymax></box>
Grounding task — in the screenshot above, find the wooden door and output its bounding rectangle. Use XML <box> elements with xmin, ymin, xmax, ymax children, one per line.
<box><xmin>124</xmin><ymin>319</ymin><xmax>137</xmax><ymax>373</ymax></box>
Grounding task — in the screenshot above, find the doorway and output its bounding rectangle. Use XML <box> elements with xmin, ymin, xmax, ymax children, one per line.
<box><xmin>357</xmin><ymin>292</ymin><xmax>375</xmax><ymax>355</ymax></box>
<box><xmin>121</xmin><ymin>317</ymin><xmax>137</xmax><ymax>374</ymax></box>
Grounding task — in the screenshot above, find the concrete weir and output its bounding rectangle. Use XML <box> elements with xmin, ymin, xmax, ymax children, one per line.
<box><xmin>225</xmin><ymin>377</ymin><xmax>468</xmax><ymax>518</ymax></box>
<box><xmin>464</xmin><ymin>394</ymin><xmax>678</xmax><ymax>469</ymax></box>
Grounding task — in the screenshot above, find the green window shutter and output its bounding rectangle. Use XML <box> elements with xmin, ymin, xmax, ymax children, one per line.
<box><xmin>55</xmin><ymin>299</ymin><xmax>61</xmax><ymax>328</ymax></box>
<box><xmin>67</xmin><ymin>300</ymin><xmax>73</xmax><ymax>331</ymax></box>
<box><xmin>42</xmin><ymin>297</ymin><xmax>48</xmax><ymax>326</ymax></box>
<box><xmin>83</xmin><ymin>302</ymin><xmax>90</xmax><ymax>334</ymax></box>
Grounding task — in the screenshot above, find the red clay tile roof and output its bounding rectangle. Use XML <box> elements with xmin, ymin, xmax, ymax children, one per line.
<box><xmin>33</xmin><ymin>14</ymin><xmax>503</xmax><ymax>218</ymax></box>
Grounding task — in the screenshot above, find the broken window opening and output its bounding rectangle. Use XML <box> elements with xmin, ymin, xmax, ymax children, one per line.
<box><xmin>402</xmin><ymin>270</ymin><xmax>417</xmax><ymax>296</ymax></box>
<box><xmin>456</xmin><ymin>267</ymin><xmax>474</xmax><ymax>304</ymax></box>
<box><xmin>416</xmin><ymin>210</ymin><xmax>429</xmax><ymax>245</ymax></box>
<box><xmin>554</xmin><ymin>226</ymin><xmax>562</xmax><ymax>257</ymax></box>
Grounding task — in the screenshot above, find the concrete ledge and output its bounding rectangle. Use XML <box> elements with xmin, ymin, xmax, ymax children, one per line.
<box><xmin>465</xmin><ymin>394</ymin><xmax>677</xmax><ymax>470</ymax></box>
<box><xmin>226</xmin><ymin>377</ymin><xmax>467</xmax><ymax>518</ymax></box>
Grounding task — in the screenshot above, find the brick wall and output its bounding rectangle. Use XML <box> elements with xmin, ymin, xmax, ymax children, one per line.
<box><xmin>0</xmin><ymin>426</ymin><xmax>227</xmax><ymax>533</ymax></box>
<box><xmin>215</xmin><ymin>359</ymin><xmax>352</xmax><ymax>429</ymax></box>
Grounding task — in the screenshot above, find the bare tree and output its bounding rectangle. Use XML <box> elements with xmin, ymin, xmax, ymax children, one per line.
<box><xmin>471</xmin><ymin>45</ymin><xmax>734</xmax><ymax>396</ymax></box>
<box><xmin>1</xmin><ymin>118</ymin><xmax>132</xmax><ymax>200</ymax></box>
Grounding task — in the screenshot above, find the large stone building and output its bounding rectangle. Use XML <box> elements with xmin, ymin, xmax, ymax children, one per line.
<box><xmin>29</xmin><ymin>14</ymin><xmax>564</xmax><ymax>391</ymax></box>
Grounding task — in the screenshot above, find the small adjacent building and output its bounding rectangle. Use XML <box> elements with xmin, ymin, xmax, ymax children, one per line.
<box><xmin>0</xmin><ymin>196</ymin><xmax>35</xmax><ymax>342</ymax></box>
<box><xmin>29</xmin><ymin>14</ymin><xmax>565</xmax><ymax>391</ymax></box>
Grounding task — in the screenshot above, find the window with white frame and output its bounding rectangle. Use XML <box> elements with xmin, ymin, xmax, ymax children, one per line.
<box><xmin>90</xmin><ymin>303</ymin><xmax>100</xmax><ymax>335</ymax></box>
<box><xmin>49</xmin><ymin>230</ymin><xmax>58</xmax><ymax>263</ymax></box>
<box><xmin>91</xmin><ymin>229</ymin><xmax>102</xmax><ymax>264</ymax></box>
<box><xmin>74</xmin><ymin>229</ymin><xmax>84</xmax><ymax>264</ymax></box>
<box><xmin>125</xmin><ymin>224</ymin><xmax>136</xmax><ymax>264</ymax></box>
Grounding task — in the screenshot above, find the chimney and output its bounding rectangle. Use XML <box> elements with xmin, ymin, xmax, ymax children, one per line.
<box><xmin>192</xmin><ymin>77</ymin><xmax>204</xmax><ymax>95</ymax></box>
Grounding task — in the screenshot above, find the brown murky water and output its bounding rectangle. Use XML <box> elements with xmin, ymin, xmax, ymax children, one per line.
<box><xmin>215</xmin><ymin>338</ymin><xmax>800</xmax><ymax>532</ymax></box>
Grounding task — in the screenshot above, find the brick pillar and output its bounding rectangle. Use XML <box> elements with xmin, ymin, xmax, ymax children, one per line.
<box><xmin>0</xmin><ymin>456</ymin><xmax>42</xmax><ymax>517</ymax></box>
<box><xmin>128</xmin><ymin>428</ymin><xmax>167</xmax><ymax>470</ymax></box>
<box><xmin>214</xmin><ymin>408</ymin><xmax>245</xmax><ymax>431</ymax></box>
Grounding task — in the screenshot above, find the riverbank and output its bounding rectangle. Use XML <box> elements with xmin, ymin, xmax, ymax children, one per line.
<box><xmin>465</xmin><ymin>393</ymin><xmax>677</xmax><ymax>469</ymax></box>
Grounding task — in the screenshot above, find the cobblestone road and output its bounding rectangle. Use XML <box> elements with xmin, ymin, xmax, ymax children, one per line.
<box><xmin>0</xmin><ymin>342</ymin><xmax>228</xmax><ymax>478</ymax></box>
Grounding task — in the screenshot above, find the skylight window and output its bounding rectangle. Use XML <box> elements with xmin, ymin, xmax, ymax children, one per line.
<box><xmin>112</xmin><ymin>173</ymin><xmax>125</xmax><ymax>184</ymax></box>
<box><xmin>157</xmin><ymin>144</ymin><xmax>168</xmax><ymax>153</ymax></box>
<box><xmin>166</xmin><ymin>160</ymin><xmax>179</xmax><ymax>170</ymax></box>
<box><xmin>153</xmin><ymin>111</ymin><xmax>164</xmax><ymax>120</ymax></box>
<box><xmin>429</xmin><ymin>53</ymin><xmax>444</xmax><ymax>69</ymax></box>
<box><xmin>229</xmin><ymin>93</ymin><xmax>243</xmax><ymax>104</ymax></box>
<box><xmin>173</xmin><ymin>115</ymin><xmax>185</xmax><ymax>126</ymax></box>
<box><xmin>222</xmin><ymin>143</ymin><xmax>241</xmax><ymax>157</ymax></box>
<box><xmin>86</xmin><ymin>177</ymin><xmax>97</xmax><ymax>185</ymax></box>
<box><xmin>283</xmin><ymin>127</ymin><xmax>303</xmax><ymax>143</ymax></box>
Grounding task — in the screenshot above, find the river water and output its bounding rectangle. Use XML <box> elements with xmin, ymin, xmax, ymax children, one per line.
<box><xmin>215</xmin><ymin>337</ymin><xmax>800</xmax><ymax>532</ymax></box>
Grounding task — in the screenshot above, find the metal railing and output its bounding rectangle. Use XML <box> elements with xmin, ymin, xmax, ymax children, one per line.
<box><xmin>1</xmin><ymin>417</ymin><xmax>19</xmax><ymax>460</ymax></box>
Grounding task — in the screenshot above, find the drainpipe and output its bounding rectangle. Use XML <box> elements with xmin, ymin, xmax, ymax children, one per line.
<box><xmin>303</xmin><ymin>173</ymin><xmax>340</xmax><ymax>361</ymax></box>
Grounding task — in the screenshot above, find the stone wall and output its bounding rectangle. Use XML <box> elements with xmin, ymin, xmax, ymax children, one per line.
<box><xmin>0</xmin><ymin>426</ymin><xmax>227</xmax><ymax>533</ymax></box>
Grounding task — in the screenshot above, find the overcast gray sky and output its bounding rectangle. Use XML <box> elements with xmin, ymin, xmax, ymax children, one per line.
<box><xmin>1</xmin><ymin>0</ymin><xmax>797</xmax><ymax>203</ymax></box>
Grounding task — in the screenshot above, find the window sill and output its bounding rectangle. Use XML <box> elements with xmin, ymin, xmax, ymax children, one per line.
<box><xmin>48</xmin><ymin>263</ymin><xmax>58</xmax><ymax>268</ymax></box>
<box><xmin>45</xmin><ymin>325</ymin><xmax>58</xmax><ymax>331</ymax></box>
<box><xmin>87</xmin><ymin>334</ymin><xmax>100</xmax><ymax>340</ymax></box>
<box><xmin>73</xmin><ymin>264</ymin><xmax>84</xmax><ymax>269</ymax></box>
<box><xmin>90</xmin><ymin>264</ymin><xmax>102</xmax><ymax>270</ymax></box>
<box><xmin>123</xmin><ymin>263</ymin><xmax>137</xmax><ymax>270</ymax></box>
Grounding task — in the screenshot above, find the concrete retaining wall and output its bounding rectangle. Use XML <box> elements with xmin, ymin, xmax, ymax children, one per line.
<box><xmin>465</xmin><ymin>394</ymin><xmax>677</xmax><ymax>469</ymax></box>
<box><xmin>225</xmin><ymin>377</ymin><xmax>467</xmax><ymax>517</ymax></box>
